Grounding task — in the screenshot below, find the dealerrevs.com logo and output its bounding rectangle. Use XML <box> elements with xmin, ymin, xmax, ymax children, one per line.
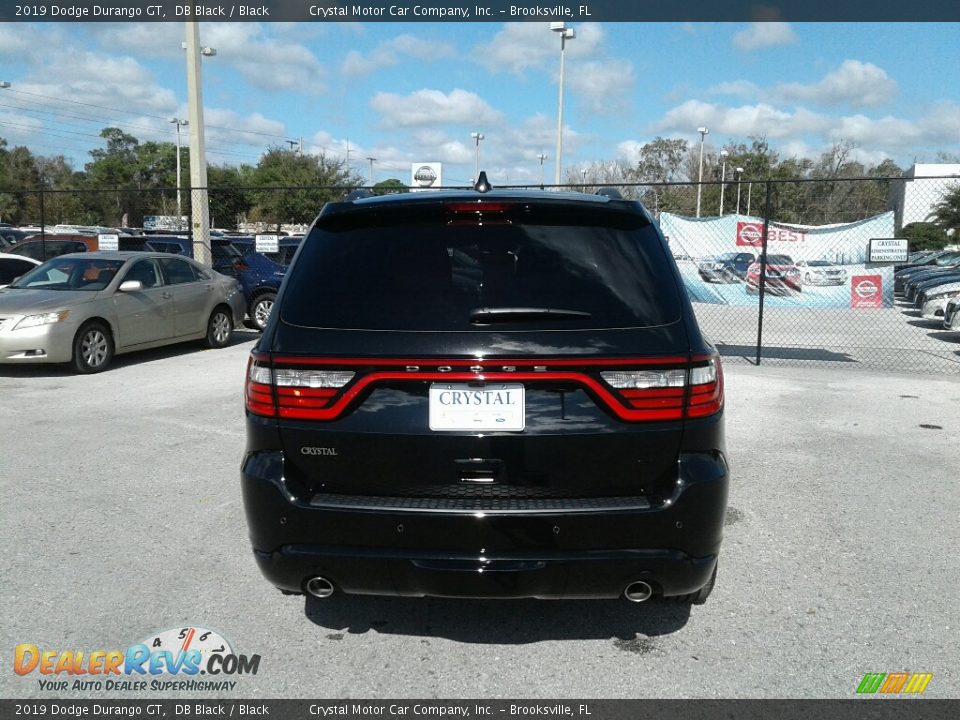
<box><xmin>13</xmin><ymin>627</ymin><xmax>260</xmax><ymax>693</ymax></box>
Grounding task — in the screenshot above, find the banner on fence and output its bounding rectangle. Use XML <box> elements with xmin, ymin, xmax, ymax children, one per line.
<box><xmin>659</xmin><ymin>211</ymin><xmax>896</xmax><ymax>308</ymax></box>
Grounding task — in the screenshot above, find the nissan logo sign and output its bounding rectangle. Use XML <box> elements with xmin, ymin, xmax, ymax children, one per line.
<box><xmin>854</xmin><ymin>279</ymin><xmax>879</xmax><ymax>299</ymax></box>
<box><xmin>414</xmin><ymin>166</ymin><xmax>438</xmax><ymax>187</ymax></box>
<box><xmin>739</xmin><ymin>224</ymin><xmax>762</xmax><ymax>245</ymax></box>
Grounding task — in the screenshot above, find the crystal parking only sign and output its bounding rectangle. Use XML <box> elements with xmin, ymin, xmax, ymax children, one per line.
<box><xmin>255</xmin><ymin>234</ymin><xmax>279</xmax><ymax>253</ymax></box>
<box><xmin>868</xmin><ymin>238</ymin><xmax>908</xmax><ymax>263</ymax></box>
<box><xmin>97</xmin><ymin>233</ymin><xmax>119</xmax><ymax>251</ymax></box>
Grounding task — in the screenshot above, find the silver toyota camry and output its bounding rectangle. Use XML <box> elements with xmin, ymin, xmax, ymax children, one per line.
<box><xmin>0</xmin><ymin>251</ymin><xmax>246</xmax><ymax>373</ymax></box>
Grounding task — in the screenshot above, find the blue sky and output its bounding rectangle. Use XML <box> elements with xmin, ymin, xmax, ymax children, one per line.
<box><xmin>0</xmin><ymin>21</ymin><xmax>958</xmax><ymax>186</ymax></box>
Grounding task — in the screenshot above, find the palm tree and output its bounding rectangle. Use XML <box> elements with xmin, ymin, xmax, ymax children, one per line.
<box><xmin>927</xmin><ymin>185</ymin><xmax>960</xmax><ymax>236</ymax></box>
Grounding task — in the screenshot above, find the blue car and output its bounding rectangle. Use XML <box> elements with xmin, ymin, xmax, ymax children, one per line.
<box><xmin>224</xmin><ymin>236</ymin><xmax>303</xmax><ymax>331</ymax></box>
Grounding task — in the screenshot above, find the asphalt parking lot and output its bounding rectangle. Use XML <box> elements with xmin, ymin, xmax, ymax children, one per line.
<box><xmin>1</xmin><ymin>331</ymin><xmax>958</xmax><ymax>699</ymax></box>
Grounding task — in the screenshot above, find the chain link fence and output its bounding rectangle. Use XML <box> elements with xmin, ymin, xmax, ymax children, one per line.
<box><xmin>2</xmin><ymin>177</ymin><xmax>958</xmax><ymax>373</ymax></box>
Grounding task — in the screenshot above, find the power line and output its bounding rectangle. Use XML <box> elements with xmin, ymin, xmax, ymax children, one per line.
<box><xmin>2</xmin><ymin>86</ymin><xmax>294</xmax><ymax>142</ymax></box>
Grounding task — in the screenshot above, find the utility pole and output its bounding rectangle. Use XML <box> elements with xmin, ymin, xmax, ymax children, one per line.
<box><xmin>185</xmin><ymin>20</ymin><xmax>211</xmax><ymax>265</ymax></box>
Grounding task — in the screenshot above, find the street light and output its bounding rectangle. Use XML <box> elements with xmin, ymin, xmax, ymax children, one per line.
<box><xmin>695</xmin><ymin>126</ymin><xmax>709</xmax><ymax>217</ymax></box>
<box><xmin>719</xmin><ymin>149</ymin><xmax>728</xmax><ymax>216</ymax></box>
<box><xmin>470</xmin><ymin>131</ymin><xmax>484</xmax><ymax>182</ymax></box>
<box><xmin>169</xmin><ymin>118</ymin><xmax>188</xmax><ymax>231</ymax></box>
<box><xmin>551</xmin><ymin>22</ymin><xmax>575</xmax><ymax>187</ymax></box>
<box><xmin>367</xmin><ymin>157</ymin><xmax>376</xmax><ymax>185</ymax></box>
<box><xmin>537</xmin><ymin>153</ymin><xmax>547</xmax><ymax>189</ymax></box>
<box><xmin>581</xmin><ymin>168</ymin><xmax>588</xmax><ymax>191</ymax></box>
<box><xmin>735</xmin><ymin>167</ymin><xmax>744</xmax><ymax>215</ymax></box>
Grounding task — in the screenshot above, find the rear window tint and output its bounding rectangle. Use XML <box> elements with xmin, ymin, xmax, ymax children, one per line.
<box><xmin>281</xmin><ymin>203</ymin><xmax>681</xmax><ymax>331</ymax></box>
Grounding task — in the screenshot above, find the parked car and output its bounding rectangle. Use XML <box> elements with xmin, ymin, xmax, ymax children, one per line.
<box><xmin>745</xmin><ymin>254</ymin><xmax>802</xmax><ymax>294</ymax></box>
<box><xmin>7</xmin><ymin>234</ymin><xmax>150</xmax><ymax>261</ymax></box>
<box><xmin>895</xmin><ymin>251</ymin><xmax>960</xmax><ymax>294</ymax></box>
<box><xmin>0</xmin><ymin>252</ymin><xmax>245</xmax><ymax>373</ymax></box>
<box><xmin>221</xmin><ymin>236</ymin><xmax>304</xmax><ymax>331</ymax></box>
<box><xmin>796</xmin><ymin>259</ymin><xmax>847</xmax><ymax>285</ymax></box>
<box><xmin>241</xmin><ymin>178</ymin><xmax>728</xmax><ymax>604</ymax></box>
<box><xmin>0</xmin><ymin>253</ymin><xmax>42</xmax><ymax>288</ymax></box>
<box><xmin>698</xmin><ymin>252</ymin><xmax>755</xmax><ymax>283</ymax></box>
<box><xmin>1</xmin><ymin>228</ymin><xmax>34</xmax><ymax>250</ymax></box>
<box><xmin>943</xmin><ymin>295</ymin><xmax>960</xmax><ymax>331</ymax></box>
<box><xmin>144</xmin><ymin>235</ymin><xmax>192</xmax><ymax>255</ymax></box>
<box><xmin>904</xmin><ymin>262</ymin><xmax>960</xmax><ymax>304</ymax></box>
<box><xmin>919</xmin><ymin>285</ymin><xmax>960</xmax><ymax>321</ymax></box>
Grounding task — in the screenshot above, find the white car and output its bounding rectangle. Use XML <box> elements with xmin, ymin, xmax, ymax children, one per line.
<box><xmin>941</xmin><ymin>293</ymin><xmax>960</xmax><ymax>331</ymax></box>
<box><xmin>920</xmin><ymin>284</ymin><xmax>960</xmax><ymax>322</ymax></box>
<box><xmin>796</xmin><ymin>259</ymin><xmax>847</xmax><ymax>285</ymax></box>
<box><xmin>0</xmin><ymin>253</ymin><xmax>41</xmax><ymax>288</ymax></box>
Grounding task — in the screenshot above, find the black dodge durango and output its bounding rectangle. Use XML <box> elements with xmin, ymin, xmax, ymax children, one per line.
<box><xmin>241</xmin><ymin>178</ymin><xmax>728</xmax><ymax>604</ymax></box>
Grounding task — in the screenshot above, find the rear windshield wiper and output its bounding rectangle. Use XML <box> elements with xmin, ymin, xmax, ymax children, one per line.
<box><xmin>469</xmin><ymin>307</ymin><xmax>592</xmax><ymax>324</ymax></box>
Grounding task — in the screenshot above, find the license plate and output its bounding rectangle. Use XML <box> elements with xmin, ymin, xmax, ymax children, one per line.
<box><xmin>429</xmin><ymin>383</ymin><xmax>525</xmax><ymax>432</ymax></box>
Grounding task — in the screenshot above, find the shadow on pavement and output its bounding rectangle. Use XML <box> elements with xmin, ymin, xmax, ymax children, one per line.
<box><xmin>303</xmin><ymin>594</ymin><xmax>692</xmax><ymax>644</ymax></box>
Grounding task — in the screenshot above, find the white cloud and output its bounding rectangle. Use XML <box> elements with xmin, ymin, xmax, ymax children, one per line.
<box><xmin>473</xmin><ymin>22</ymin><xmax>605</xmax><ymax>75</ymax></box>
<box><xmin>709</xmin><ymin>80</ymin><xmax>760</xmax><ymax>99</ymax></box>
<box><xmin>341</xmin><ymin>34</ymin><xmax>455</xmax><ymax>77</ymax></box>
<box><xmin>568</xmin><ymin>60</ymin><xmax>634</xmax><ymax>114</ymax></box>
<box><xmin>733</xmin><ymin>22</ymin><xmax>797</xmax><ymax>51</ymax></box>
<box><xmin>777</xmin><ymin>60</ymin><xmax>898</xmax><ymax>108</ymax></box>
<box><xmin>649</xmin><ymin>98</ymin><xmax>960</xmax><ymax>163</ymax></box>
<box><xmin>655</xmin><ymin>100</ymin><xmax>831</xmax><ymax>139</ymax></box>
<box><xmin>199</xmin><ymin>24</ymin><xmax>325</xmax><ymax>94</ymax></box>
<box><xmin>370</xmin><ymin>88</ymin><xmax>502</xmax><ymax>129</ymax></box>
<box><xmin>93</xmin><ymin>23</ymin><xmax>184</xmax><ymax>57</ymax></box>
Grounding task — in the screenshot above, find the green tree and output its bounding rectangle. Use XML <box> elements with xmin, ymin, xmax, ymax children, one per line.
<box><xmin>927</xmin><ymin>185</ymin><xmax>960</xmax><ymax>236</ymax></box>
<box><xmin>250</xmin><ymin>148</ymin><xmax>363</xmax><ymax>230</ymax></box>
<box><xmin>208</xmin><ymin>164</ymin><xmax>253</xmax><ymax>230</ymax></box>
<box><xmin>372</xmin><ymin>178</ymin><xmax>407</xmax><ymax>195</ymax></box>
<box><xmin>627</xmin><ymin>137</ymin><xmax>690</xmax><ymax>214</ymax></box>
<box><xmin>901</xmin><ymin>222</ymin><xmax>950</xmax><ymax>251</ymax></box>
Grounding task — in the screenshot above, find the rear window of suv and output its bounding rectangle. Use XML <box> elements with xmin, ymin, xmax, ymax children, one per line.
<box><xmin>281</xmin><ymin>199</ymin><xmax>682</xmax><ymax>331</ymax></box>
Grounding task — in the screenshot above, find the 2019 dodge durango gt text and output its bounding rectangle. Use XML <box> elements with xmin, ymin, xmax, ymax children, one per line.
<box><xmin>241</xmin><ymin>177</ymin><xmax>729</xmax><ymax>604</ymax></box>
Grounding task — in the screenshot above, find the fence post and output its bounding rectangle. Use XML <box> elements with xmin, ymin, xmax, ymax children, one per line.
<box><xmin>755</xmin><ymin>180</ymin><xmax>774</xmax><ymax>365</ymax></box>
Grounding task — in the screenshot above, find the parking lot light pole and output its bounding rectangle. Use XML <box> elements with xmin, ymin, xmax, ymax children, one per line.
<box><xmin>169</xmin><ymin>118</ymin><xmax>188</xmax><ymax>231</ymax></box>
<box><xmin>719</xmin><ymin>149</ymin><xmax>728</xmax><ymax>215</ymax></box>
<box><xmin>551</xmin><ymin>22</ymin><xmax>575</xmax><ymax>187</ymax></box>
<box><xmin>735</xmin><ymin>167</ymin><xmax>744</xmax><ymax>215</ymax></box>
<box><xmin>537</xmin><ymin>153</ymin><xmax>547</xmax><ymax>189</ymax></box>
<box><xmin>367</xmin><ymin>157</ymin><xmax>376</xmax><ymax>185</ymax></box>
<box><xmin>695</xmin><ymin>126</ymin><xmax>709</xmax><ymax>217</ymax></box>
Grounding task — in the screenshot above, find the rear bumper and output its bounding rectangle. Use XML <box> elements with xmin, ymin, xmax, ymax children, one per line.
<box><xmin>254</xmin><ymin>545</ymin><xmax>717</xmax><ymax>600</ymax></box>
<box><xmin>241</xmin><ymin>449</ymin><xmax>729</xmax><ymax>600</ymax></box>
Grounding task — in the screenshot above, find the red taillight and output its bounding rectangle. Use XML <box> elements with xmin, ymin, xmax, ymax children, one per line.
<box><xmin>600</xmin><ymin>355</ymin><xmax>723</xmax><ymax>420</ymax></box>
<box><xmin>686</xmin><ymin>355</ymin><xmax>724</xmax><ymax>418</ymax></box>
<box><xmin>244</xmin><ymin>353</ymin><xmax>724</xmax><ymax>423</ymax></box>
<box><xmin>233</xmin><ymin>259</ymin><xmax>249</xmax><ymax>272</ymax></box>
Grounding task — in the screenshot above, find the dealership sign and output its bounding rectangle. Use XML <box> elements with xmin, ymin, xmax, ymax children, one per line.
<box><xmin>736</xmin><ymin>221</ymin><xmax>807</xmax><ymax>247</ymax></box>
<box><xmin>410</xmin><ymin>162</ymin><xmax>442</xmax><ymax>191</ymax></box>
<box><xmin>850</xmin><ymin>275</ymin><xmax>883</xmax><ymax>308</ymax></box>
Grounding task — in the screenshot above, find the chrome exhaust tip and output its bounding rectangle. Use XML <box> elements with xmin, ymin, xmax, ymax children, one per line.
<box><xmin>624</xmin><ymin>580</ymin><xmax>653</xmax><ymax>603</ymax></box>
<box><xmin>305</xmin><ymin>576</ymin><xmax>335</xmax><ymax>598</ymax></box>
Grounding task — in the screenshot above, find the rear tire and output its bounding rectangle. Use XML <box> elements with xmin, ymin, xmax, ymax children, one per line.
<box><xmin>674</xmin><ymin>564</ymin><xmax>717</xmax><ymax>605</ymax></box>
<box><xmin>71</xmin><ymin>322</ymin><xmax>114</xmax><ymax>374</ymax></box>
<box><xmin>250</xmin><ymin>292</ymin><xmax>276</xmax><ymax>332</ymax></box>
<box><xmin>205</xmin><ymin>307</ymin><xmax>233</xmax><ymax>349</ymax></box>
